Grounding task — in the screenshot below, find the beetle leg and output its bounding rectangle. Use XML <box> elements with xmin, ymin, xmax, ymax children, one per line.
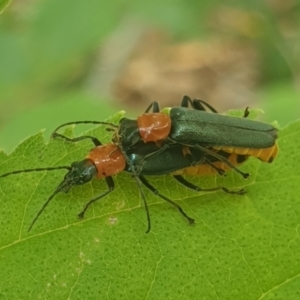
<box><xmin>77</xmin><ymin>176</ymin><xmax>115</xmax><ymax>219</ymax></box>
<box><xmin>203</xmin><ymin>159</ymin><xmax>226</xmax><ymax>176</ymax></box>
<box><xmin>183</xmin><ymin>143</ymin><xmax>250</xmax><ymax>179</ymax></box>
<box><xmin>173</xmin><ymin>175</ymin><xmax>245</xmax><ymax>195</ymax></box>
<box><xmin>144</xmin><ymin>101</ymin><xmax>160</xmax><ymax>113</ymax></box>
<box><xmin>181</xmin><ymin>95</ymin><xmax>219</xmax><ymax>113</ymax></box>
<box><xmin>139</xmin><ymin>175</ymin><xmax>195</xmax><ymax>226</ymax></box>
<box><xmin>243</xmin><ymin>107</ymin><xmax>250</xmax><ymax>118</ymax></box>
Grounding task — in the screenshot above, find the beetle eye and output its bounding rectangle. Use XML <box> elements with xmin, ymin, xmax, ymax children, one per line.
<box><xmin>64</xmin><ymin>159</ymin><xmax>97</xmax><ymax>186</ymax></box>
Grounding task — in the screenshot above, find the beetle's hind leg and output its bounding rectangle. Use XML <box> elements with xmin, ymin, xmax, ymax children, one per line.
<box><xmin>173</xmin><ymin>175</ymin><xmax>245</xmax><ymax>195</ymax></box>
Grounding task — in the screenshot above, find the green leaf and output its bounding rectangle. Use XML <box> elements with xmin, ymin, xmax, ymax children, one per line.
<box><xmin>0</xmin><ymin>92</ymin><xmax>118</xmax><ymax>153</ymax></box>
<box><xmin>260</xmin><ymin>81</ymin><xmax>300</xmax><ymax>127</ymax></box>
<box><xmin>0</xmin><ymin>114</ymin><xmax>299</xmax><ymax>299</ymax></box>
<box><xmin>0</xmin><ymin>0</ymin><xmax>10</xmax><ymax>13</ymax></box>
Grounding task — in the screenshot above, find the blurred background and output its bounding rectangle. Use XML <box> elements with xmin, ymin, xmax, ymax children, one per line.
<box><xmin>0</xmin><ymin>0</ymin><xmax>299</xmax><ymax>152</ymax></box>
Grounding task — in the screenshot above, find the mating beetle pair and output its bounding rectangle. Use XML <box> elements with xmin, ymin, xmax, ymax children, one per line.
<box><xmin>0</xmin><ymin>96</ymin><xmax>278</xmax><ymax>232</ymax></box>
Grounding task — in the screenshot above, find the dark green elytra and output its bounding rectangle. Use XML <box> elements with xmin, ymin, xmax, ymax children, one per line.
<box><xmin>169</xmin><ymin>107</ymin><xmax>277</xmax><ymax>149</ymax></box>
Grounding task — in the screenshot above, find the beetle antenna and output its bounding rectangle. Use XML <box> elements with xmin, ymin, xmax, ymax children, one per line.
<box><xmin>0</xmin><ymin>166</ymin><xmax>72</xmax><ymax>231</ymax></box>
<box><xmin>0</xmin><ymin>166</ymin><xmax>71</xmax><ymax>178</ymax></box>
<box><xmin>28</xmin><ymin>181</ymin><xmax>69</xmax><ymax>232</ymax></box>
<box><xmin>52</xmin><ymin>120</ymin><xmax>118</xmax><ymax>137</ymax></box>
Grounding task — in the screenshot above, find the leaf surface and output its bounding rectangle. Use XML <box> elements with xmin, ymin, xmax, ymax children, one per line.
<box><xmin>0</xmin><ymin>114</ymin><xmax>299</xmax><ymax>300</ymax></box>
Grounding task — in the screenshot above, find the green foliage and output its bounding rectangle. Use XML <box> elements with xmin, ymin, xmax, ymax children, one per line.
<box><xmin>1</xmin><ymin>0</ymin><xmax>126</xmax><ymax>99</ymax></box>
<box><xmin>0</xmin><ymin>0</ymin><xmax>298</xmax><ymax>297</ymax></box>
<box><xmin>260</xmin><ymin>81</ymin><xmax>300</xmax><ymax>127</ymax></box>
<box><xmin>0</xmin><ymin>92</ymin><xmax>117</xmax><ymax>153</ymax></box>
<box><xmin>0</xmin><ymin>0</ymin><xmax>297</xmax><ymax>101</ymax></box>
<box><xmin>0</xmin><ymin>0</ymin><xmax>297</xmax><ymax>151</ymax></box>
<box><xmin>0</xmin><ymin>0</ymin><xmax>10</xmax><ymax>13</ymax></box>
<box><xmin>0</xmin><ymin>114</ymin><xmax>299</xmax><ymax>299</ymax></box>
